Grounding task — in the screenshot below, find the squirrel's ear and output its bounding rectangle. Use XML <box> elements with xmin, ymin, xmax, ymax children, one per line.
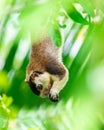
<box><xmin>25</xmin><ymin>70</ymin><xmax>33</xmax><ymax>83</ymax></box>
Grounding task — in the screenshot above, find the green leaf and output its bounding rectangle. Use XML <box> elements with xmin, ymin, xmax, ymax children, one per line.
<box><xmin>0</xmin><ymin>71</ymin><xmax>10</xmax><ymax>91</ymax></box>
<box><xmin>62</xmin><ymin>26</ymin><xmax>94</xmax><ymax>102</ymax></box>
<box><xmin>0</xmin><ymin>108</ymin><xmax>8</xmax><ymax>130</ymax></box>
<box><xmin>28</xmin><ymin>128</ymin><xmax>39</xmax><ymax>130</ymax></box>
<box><xmin>2</xmin><ymin>94</ymin><xmax>13</xmax><ymax>108</ymax></box>
<box><xmin>3</xmin><ymin>32</ymin><xmax>21</xmax><ymax>72</ymax></box>
<box><xmin>48</xmin><ymin>26</ymin><xmax>62</xmax><ymax>47</ymax></box>
<box><xmin>59</xmin><ymin>24</ymin><xmax>67</xmax><ymax>28</ymax></box>
<box><xmin>0</xmin><ymin>94</ymin><xmax>13</xmax><ymax>130</ymax></box>
<box><xmin>62</xmin><ymin>1</ymin><xmax>89</xmax><ymax>24</ymax></box>
<box><xmin>76</xmin><ymin>0</ymin><xmax>95</xmax><ymax>17</ymax></box>
<box><xmin>68</xmin><ymin>6</ymin><xmax>89</xmax><ymax>24</ymax></box>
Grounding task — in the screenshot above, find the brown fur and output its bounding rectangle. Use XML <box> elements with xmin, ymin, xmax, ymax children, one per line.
<box><xmin>27</xmin><ymin>37</ymin><xmax>66</xmax><ymax>79</ymax></box>
<box><xmin>26</xmin><ymin>36</ymin><xmax>68</xmax><ymax>102</ymax></box>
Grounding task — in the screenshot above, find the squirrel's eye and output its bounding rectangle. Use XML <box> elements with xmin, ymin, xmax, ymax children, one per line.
<box><xmin>37</xmin><ymin>84</ymin><xmax>43</xmax><ymax>90</ymax></box>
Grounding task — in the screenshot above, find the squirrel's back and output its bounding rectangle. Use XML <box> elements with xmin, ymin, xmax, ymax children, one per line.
<box><xmin>28</xmin><ymin>37</ymin><xmax>62</xmax><ymax>72</ymax></box>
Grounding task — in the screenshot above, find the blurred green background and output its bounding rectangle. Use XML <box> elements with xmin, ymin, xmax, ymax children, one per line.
<box><xmin>0</xmin><ymin>0</ymin><xmax>104</xmax><ymax>130</ymax></box>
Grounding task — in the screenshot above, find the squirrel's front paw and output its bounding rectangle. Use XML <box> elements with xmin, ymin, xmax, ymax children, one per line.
<box><xmin>49</xmin><ymin>90</ymin><xmax>59</xmax><ymax>102</ymax></box>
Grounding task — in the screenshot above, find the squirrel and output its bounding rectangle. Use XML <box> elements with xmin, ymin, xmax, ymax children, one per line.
<box><xmin>25</xmin><ymin>36</ymin><xmax>68</xmax><ymax>102</ymax></box>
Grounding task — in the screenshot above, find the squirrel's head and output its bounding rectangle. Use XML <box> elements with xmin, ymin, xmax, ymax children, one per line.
<box><xmin>25</xmin><ymin>71</ymin><xmax>52</xmax><ymax>97</ymax></box>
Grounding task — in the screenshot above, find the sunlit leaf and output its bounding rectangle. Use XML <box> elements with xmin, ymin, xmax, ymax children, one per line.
<box><xmin>0</xmin><ymin>72</ymin><xmax>10</xmax><ymax>91</ymax></box>
<box><xmin>76</xmin><ymin>0</ymin><xmax>95</xmax><ymax>17</ymax></box>
<box><xmin>48</xmin><ymin>25</ymin><xmax>62</xmax><ymax>47</ymax></box>
<box><xmin>62</xmin><ymin>1</ymin><xmax>89</xmax><ymax>24</ymax></box>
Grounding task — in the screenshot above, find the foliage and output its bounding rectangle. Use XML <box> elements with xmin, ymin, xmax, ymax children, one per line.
<box><xmin>0</xmin><ymin>0</ymin><xmax>104</xmax><ymax>130</ymax></box>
